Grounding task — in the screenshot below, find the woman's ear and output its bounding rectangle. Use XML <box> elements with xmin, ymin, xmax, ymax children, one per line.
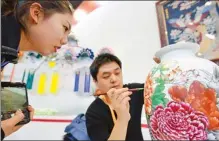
<box><xmin>29</xmin><ymin>2</ymin><xmax>43</xmax><ymax>24</ymax></box>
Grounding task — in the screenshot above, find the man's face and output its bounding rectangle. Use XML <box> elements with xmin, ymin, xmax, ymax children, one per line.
<box><xmin>95</xmin><ymin>62</ymin><xmax>123</xmax><ymax>93</ymax></box>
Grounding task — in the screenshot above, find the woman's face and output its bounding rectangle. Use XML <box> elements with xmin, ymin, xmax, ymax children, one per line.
<box><xmin>28</xmin><ymin>12</ymin><xmax>73</xmax><ymax>56</ymax></box>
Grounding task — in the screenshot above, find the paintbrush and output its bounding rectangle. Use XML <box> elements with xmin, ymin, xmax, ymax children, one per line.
<box><xmin>94</xmin><ymin>88</ymin><xmax>144</xmax><ymax>96</ymax></box>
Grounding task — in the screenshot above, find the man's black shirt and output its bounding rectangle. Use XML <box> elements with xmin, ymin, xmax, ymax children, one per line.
<box><xmin>86</xmin><ymin>83</ymin><xmax>144</xmax><ymax>141</ymax></box>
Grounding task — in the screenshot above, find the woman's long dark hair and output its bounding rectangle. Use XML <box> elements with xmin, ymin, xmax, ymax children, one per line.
<box><xmin>1</xmin><ymin>0</ymin><xmax>17</xmax><ymax>16</ymax></box>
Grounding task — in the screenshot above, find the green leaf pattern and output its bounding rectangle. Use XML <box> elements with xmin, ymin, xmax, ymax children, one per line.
<box><xmin>150</xmin><ymin>63</ymin><xmax>171</xmax><ymax>109</ymax></box>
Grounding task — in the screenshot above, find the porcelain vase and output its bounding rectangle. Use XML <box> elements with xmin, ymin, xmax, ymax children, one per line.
<box><xmin>144</xmin><ymin>42</ymin><xmax>219</xmax><ymax>140</ymax></box>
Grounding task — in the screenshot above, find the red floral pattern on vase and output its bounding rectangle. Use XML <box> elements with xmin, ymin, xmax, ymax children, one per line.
<box><xmin>168</xmin><ymin>80</ymin><xmax>219</xmax><ymax>130</ymax></box>
<box><xmin>150</xmin><ymin>101</ymin><xmax>208</xmax><ymax>140</ymax></box>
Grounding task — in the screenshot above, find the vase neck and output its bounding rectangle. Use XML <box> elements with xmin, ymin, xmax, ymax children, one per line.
<box><xmin>161</xmin><ymin>49</ymin><xmax>196</xmax><ymax>61</ymax></box>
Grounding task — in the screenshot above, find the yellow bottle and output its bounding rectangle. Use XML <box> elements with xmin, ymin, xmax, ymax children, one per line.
<box><xmin>50</xmin><ymin>71</ymin><xmax>59</xmax><ymax>94</ymax></box>
<box><xmin>37</xmin><ymin>72</ymin><xmax>47</xmax><ymax>95</ymax></box>
<box><xmin>48</xmin><ymin>61</ymin><xmax>56</xmax><ymax>68</ymax></box>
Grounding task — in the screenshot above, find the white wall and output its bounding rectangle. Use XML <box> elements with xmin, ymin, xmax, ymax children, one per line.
<box><xmin>73</xmin><ymin>1</ymin><xmax>160</xmax><ymax>84</ymax></box>
<box><xmin>5</xmin><ymin>1</ymin><xmax>160</xmax><ymax>140</ymax></box>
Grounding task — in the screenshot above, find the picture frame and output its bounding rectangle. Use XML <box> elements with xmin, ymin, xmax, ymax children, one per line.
<box><xmin>156</xmin><ymin>1</ymin><xmax>219</xmax><ymax>63</ymax></box>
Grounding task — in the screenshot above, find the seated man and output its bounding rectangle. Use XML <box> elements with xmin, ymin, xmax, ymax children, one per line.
<box><xmin>86</xmin><ymin>53</ymin><xmax>144</xmax><ymax>141</ymax></box>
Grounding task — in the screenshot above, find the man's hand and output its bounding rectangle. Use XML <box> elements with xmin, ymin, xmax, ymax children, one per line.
<box><xmin>1</xmin><ymin>106</ymin><xmax>34</xmax><ymax>137</ymax></box>
<box><xmin>107</xmin><ymin>88</ymin><xmax>132</xmax><ymax>122</ymax></box>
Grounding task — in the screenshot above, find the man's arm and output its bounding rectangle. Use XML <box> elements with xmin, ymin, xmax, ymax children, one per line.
<box><xmin>106</xmin><ymin>88</ymin><xmax>132</xmax><ymax>140</ymax></box>
<box><xmin>86</xmin><ymin>88</ymin><xmax>132</xmax><ymax>141</ymax></box>
<box><xmin>108</xmin><ymin>118</ymin><xmax>129</xmax><ymax>140</ymax></box>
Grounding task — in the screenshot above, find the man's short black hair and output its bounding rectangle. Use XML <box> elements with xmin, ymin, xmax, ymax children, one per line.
<box><xmin>90</xmin><ymin>53</ymin><xmax>122</xmax><ymax>81</ymax></box>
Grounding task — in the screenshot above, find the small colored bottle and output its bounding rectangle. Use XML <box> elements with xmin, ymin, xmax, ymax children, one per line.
<box><xmin>84</xmin><ymin>72</ymin><xmax>91</xmax><ymax>93</ymax></box>
<box><xmin>74</xmin><ymin>71</ymin><xmax>80</xmax><ymax>92</ymax></box>
<box><xmin>50</xmin><ymin>71</ymin><xmax>59</xmax><ymax>94</ymax></box>
<box><xmin>26</xmin><ymin>69</ymin><xmax>35</xmax><ymax>90</ymax></box>
<box><xmin>37</xmin><ymin>72</ymin><xmax>47</xmax><ymax>95</ymax></box>
<box><xmin>48</xmin><ymin>61</ymin><xmax>56</xmax><ymax>68</ymax></box>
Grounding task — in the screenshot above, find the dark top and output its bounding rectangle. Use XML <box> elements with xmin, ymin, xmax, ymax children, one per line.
<box><xmin>1</xmin><ymin>129</ymin><xmax>5</xmax><ymax>141</ymax></box>
<box><xmin>1</xmin><ymin>12</ymin><xmax>21</xmax><ymax>69</ymax></box>
<box><xmin>86</xmin><ymin>83</ymin><xmax>144</xmax><ymax>141</ymax></box>
<box><xmin>1</xmin><ymin>12</ymin><xmax>21</xmax><ymax>141</ymax></box>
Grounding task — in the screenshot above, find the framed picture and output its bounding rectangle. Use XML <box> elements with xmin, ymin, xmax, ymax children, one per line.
<box><xmin>156</xmin><ymin>1</ymin><xmax>219</xmax><ymax>62</ymax></box>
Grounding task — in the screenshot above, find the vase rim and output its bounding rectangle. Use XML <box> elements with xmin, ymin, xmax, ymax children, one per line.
<box><xmin>155</xmin><ymin>42</ymin><xmax>200</xmax><ymax>59</ymax></box>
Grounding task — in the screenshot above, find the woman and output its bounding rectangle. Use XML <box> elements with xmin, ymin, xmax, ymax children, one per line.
<box><xmin>1</xmin><ymin>0</ymin><xmax>76</xmax><ymax>140</ymax></box>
